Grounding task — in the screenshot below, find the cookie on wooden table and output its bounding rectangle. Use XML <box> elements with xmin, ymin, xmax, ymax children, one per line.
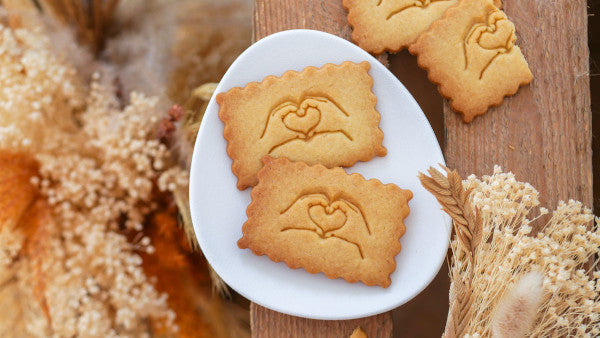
<box><xmin>217</xmin><ymin>61</ymin><xmax>386</xmax><ymax>190</ymax></box>
<box><xmin>238</xmin><ymin>156</ymin><xmax>413</xmax><ymax>288</ymax></box>
<box><xmin>343</xmin><ymin>0</ymin><xmax>459</xmax><ymax>54</ymax></box>
<box><xmin>409</xmin><ymin>0</ymin><xmax>532</xmax><ymax>122</ymax></box>
<box><xmin>343</xmin><ymin>0</ymin><xmax>502</xmax><ymax>55</ymax></box>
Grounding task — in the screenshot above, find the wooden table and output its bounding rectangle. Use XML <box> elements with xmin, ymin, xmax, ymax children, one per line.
<box><xmin>251</xmin><ymin>1</ymin><xmax>592</xmax><ymax>337</ymax></box>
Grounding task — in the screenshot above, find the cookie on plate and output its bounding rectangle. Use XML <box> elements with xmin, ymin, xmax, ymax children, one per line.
<box><xmin>409</xmin><ymin>0</ymin><xmax>532</xmax><ymax>122</ymax></box>
<box><xmin>217</xmin><ymin>61</ymin><xmax>386</xmax><ymax>190</ymax></box>
<box><xmin>237</xmin><ymin>156</ymin><xmax>413</xmax><ymax>288</ymax></box>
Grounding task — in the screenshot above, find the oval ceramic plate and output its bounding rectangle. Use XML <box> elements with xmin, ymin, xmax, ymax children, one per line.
<box><xmin>189</xmin><ymin>29</ymin><xmax>450</xmax><ymax>320</ymax></box>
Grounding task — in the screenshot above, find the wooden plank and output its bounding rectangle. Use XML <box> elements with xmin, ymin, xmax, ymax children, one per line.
<box><xmin>253</xmin><ymin>0</ymin><xmax>388</xmax><ymax>65</ymax></box>
<box><xmin>444</xmin><ymin>0</ymin><xmax>593</xmax><ymax>214</ymax></box>
<box><xmin>252</xmin><ymin>1</ymin><xmax>391</xmax><ymax>337</ymax></box>
<box><xmin>253</xmin><ymin>0</ymin><xmax>351</xmax><ymax>43</ymax></box>
<box><xmin>388</xmin><ymin>52</ymin><xmax>448</xmax><ymax>337</ymax></box>
<box><xmin>251</xmin><ymin>305</ymin><xmax>392</xmax><ymax>338</ymax></box>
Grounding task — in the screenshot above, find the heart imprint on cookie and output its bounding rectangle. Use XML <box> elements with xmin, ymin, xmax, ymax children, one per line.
<box><xmin>261</xmin><ymin>95</ymin><xmax>353</xmax><ymax>155</ymax></box>
<box><xmin>463</xmin><ymin>11</ymin><xmax>516</xmax><ymax>80</ymax></box>
<box><xmin>478</xmin><ymin>18</ymin><xmax>515</xmax><ymax>51</ymax></box>
<box><xmin>381</xmin><ymin>0</ymin><xmax>453</xmax><ymax>21</ymax></box>
<box><xmin>278</xmin><ymin>192</ymin><xmax>372</xmax><ymax>259</ymax></box>
<box><xmin>282</xmin><ymin>105</ymin><xmax>321</xmax><ymax>135</ymax></box>
<box><xmin>308</xmin><ymin>204</ymin><xmax>347</xmax><ymax>234</ymax></box>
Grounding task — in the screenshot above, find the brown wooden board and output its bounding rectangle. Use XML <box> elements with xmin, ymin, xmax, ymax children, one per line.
<box><xmin>251</xmin><ymin>305</ymin><xmax>392</xmax><ymax>338</ymax></box>
<box><xmin>252</xmin><ymin>0</ymin><xmax>592</xmax><ymax>337</ymax></box>
<box><xmin>253</xmin><ymin>0</ymin><xmax>388</xmax><ymax>65</ymax></box>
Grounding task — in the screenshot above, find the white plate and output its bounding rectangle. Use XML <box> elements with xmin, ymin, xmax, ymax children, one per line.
<box><xmin>189</xmin><ymin>29</ymin><xmax>450</xmax><ymax>320</ymax></box>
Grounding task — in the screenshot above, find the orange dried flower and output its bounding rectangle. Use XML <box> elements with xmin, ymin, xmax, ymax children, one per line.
<box><xmin>21</xmin><ymin>199</ymin><xmax>54</xmax><ymax>328</ymax></box>
<box><xmin>0</xmin><ymin>152</ymin><xmax>38</xmax><ymax>231</ymax></box>
<box><xmin>142</xmin><ymin>205</ymin><xmax>225</xmax><ymax>337</ymax></box>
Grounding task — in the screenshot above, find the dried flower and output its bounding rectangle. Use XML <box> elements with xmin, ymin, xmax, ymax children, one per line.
<box><xmin>0</xmin><ymin>1</ymin><xmax>252</xmax><ymax>336</ymax></box>
<box><xmin>424</xmin><ymin>165</ymin><xmax>600</xmax><ymax>337</ymax></box>
<box><xmin>419</xmin><ymin>166</ymin><xmax>483</xmax><ymax>338</ymax></box>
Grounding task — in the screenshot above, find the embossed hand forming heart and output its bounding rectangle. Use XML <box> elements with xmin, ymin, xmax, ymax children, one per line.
<box><xmin>478</xmin><ymin>17</ymin><xmax>515</xmax><ymax>52</ymax></box>
<box><xmin>282</xmin><ymin>103</ymin><xmax>321</xmax><ymax>136</ymax></box>
<box><xmin>308</xmin><ymin>204</ymin><xmax>348</xmax><ymax>234</ymax></box>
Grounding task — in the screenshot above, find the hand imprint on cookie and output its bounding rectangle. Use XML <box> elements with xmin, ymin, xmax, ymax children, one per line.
<box><xmin>377</xmin><ymin>0</ymin><xmax>453</xmax><ymax>20</ymax></box>
<box><xmin>463</xmin><ymin>10</ymin><xmax>516</xmax><ymax>80</ymax></box>
<box><xmin>260</xmin><ymin>96</ymin><xmax>353</xmax><ymax>154</ymax></box>
<box><xmin>280</xmin><ymin>193</ymin><xmax>370</xmax><ymax>259</ymax></box>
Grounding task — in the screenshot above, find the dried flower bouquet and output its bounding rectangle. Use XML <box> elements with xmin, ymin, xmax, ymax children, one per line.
<box><xmin>421</xmin><ymin>166</ymin><xmax>600</xmax><ymax>337</ymax></box>
<box><xmin>0</xmin><ymin>0</ymin><xmax>251</xmax><ymax>336</ymax></box>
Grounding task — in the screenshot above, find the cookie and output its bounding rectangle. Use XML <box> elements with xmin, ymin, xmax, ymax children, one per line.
<box><xmin>217</xmin><ymin>61</ymin><xmax>387</xmax><ymax>190</ymax></box>
<box><xmin>343</xmin><ymin>0</ymin><xmax>459</xmax><ymax>54</ymax></box>
<box><xmin>237</xmin><ymin>156</ymin><xmax>413</xmax><ymax>288</ymax></box>
<box><xmin>409</xmin><ymin>0</ymin><xmax>532</xmax><ymax>122</ymax></box>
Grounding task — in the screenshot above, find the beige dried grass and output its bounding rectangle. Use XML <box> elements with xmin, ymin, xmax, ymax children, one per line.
<box><xmin>0</xmin><ymin>1</ymin><xmax>252</xmax><ymax>336</ymax></box>
<box><xmin>36</xmin><ymin>0</ymin><xmax>119</xmax><ymax>52</ymax></box>
<box><xmin>419</xmin><ymin>166</ymin><xmax>482</xmax><ymax>264</ymax></box>
<box><xmin>419</xmin><ymin>166</ymin><xmax>482</xmax><ymax>338</ymax></box>
<box><xmin>421</xmin><ymin>165</ymin><xmax>600</xmax><ymax>337</ymax></box>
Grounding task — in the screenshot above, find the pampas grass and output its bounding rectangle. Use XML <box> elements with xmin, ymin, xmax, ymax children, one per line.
<box><xmin>491</xmin><ymin>271</ymin><xmax>544</xmax><ymax>338</ymax></box>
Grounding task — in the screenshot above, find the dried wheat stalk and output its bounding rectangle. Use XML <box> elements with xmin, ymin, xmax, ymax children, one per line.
<box><xmin>37</xmin><ymin>0</ymin><xmax>120</xmax><ymax>51</ymax></box>
<box><xmin>419</xmin><ymin>166</ymin><xmax>483</xmax><ymax>338</ymax></box>
<box><xmin>419</xmin><ymin>166</ymin><xmax>482</xmax><ymax>264</ymax></box>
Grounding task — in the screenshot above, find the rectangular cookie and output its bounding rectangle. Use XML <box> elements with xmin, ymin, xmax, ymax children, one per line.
<box><xmin>237</xmin><ymin>156</ymin><xmax>413</xmax><ymax>288</ymax></box>
<box><xmin>217</xmin><ymin>61</ymin><xmax>386</xmax><ymax>190</ymax></box>
<box><xmin>409</xmin><ymin>0</ymin><xmax>532</xmax><ymax>122</ymax></box>
<box><xmin>344</xmin><ymin>0</ymin><xmax>459</xmax><ymax>54</ymax></box>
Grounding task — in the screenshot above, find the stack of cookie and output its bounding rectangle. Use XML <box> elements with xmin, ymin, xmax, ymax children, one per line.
<box><xmin>216</xmin><ymin>61</ymin><xmax>412</xmax><ymax>288</ymax></box>
<box><xmin>344</xmin><ymin>0</ymin><xmax>532</xmax><ymax>122</ymax></box>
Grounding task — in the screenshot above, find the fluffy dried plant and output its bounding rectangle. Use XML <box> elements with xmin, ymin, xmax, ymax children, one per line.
<box><xmin>0</xmin><ymin>1</ymin><xmax>251</xmax><ymax>336</ymax></box>
<box><xmin>34</xmin><ymin>0</ymin><xmax>120</xmax><ymax>52</ymax></box>
<box><xmin>421</xmin><ymin>166</ymin><xmax>600</xmax><ymax>337</ymax></box>
<box><xmin>491</xmin><ymin>271</ymin><xmax>544</xmax><ymax>337</ymax></box>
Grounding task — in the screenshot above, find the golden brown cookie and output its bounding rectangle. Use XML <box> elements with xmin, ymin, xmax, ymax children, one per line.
<box><xmin>343</xmin><ymin>0</ymin><xmax>459</xmax><ymax>54</ymax></box>
<box><xmin>238</xmin><ymin>156</ymin><xmax>413</xmax><ymax>288</ymax></box>
<box><xmin>409</xmin><ymin>0</ymin><xmax>532</xmax><ymax>122</ymax></box>
<box><xmin>217</xmin><ymin>61</ymin><xmax>386</xmax><ymax>190</ymax></box>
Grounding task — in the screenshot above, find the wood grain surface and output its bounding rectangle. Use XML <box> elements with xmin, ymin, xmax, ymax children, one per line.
<box><xmin>253</xmin><ymin>0</ymin><xmax>388</xmax><ymax>65</ymax></box>
<box><xmin>252</xmin><ymin>0</ymin><xmax>592</xmax><ymax>337</ymax></box>
<box><xmin>251</xmin><ymin>305</ymin><xmax>392</xmax><ymax>338</ymax></box>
